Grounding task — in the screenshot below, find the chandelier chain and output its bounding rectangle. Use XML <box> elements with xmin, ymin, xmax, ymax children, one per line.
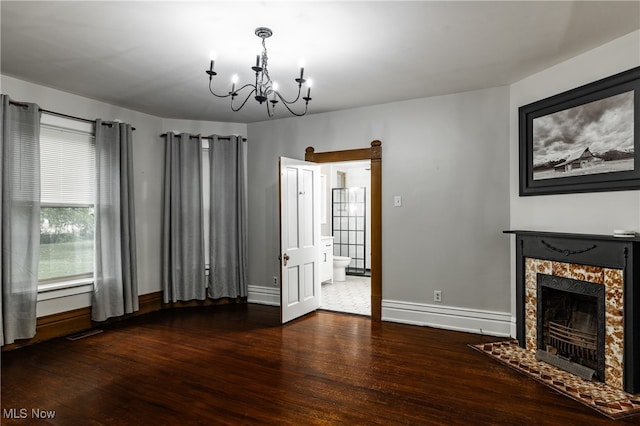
<box><xmin>260</xmin><ymin>36</ymin><xmax>272</xmax><ymax>96</ymax></box>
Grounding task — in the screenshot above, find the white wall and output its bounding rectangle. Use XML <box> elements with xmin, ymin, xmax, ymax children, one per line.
<box><xmin>508</xmin><ymin>30</ymin><xmax>640</xmax><ymax>330</ymax></box>
<box><xmin>1</xmin><ymin>75</ymin><xmax>247</xmax><ymax>317</ymax></box>
<box><xmin>247</xmin><ymin>85</ymin><xmax>512</xmax><ymax>332</ymax></box>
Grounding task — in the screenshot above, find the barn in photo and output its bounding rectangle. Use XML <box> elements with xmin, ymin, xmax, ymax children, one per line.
<box><xmin>554</xmin><ymin>147</ymin><xmax>604</xmax><ymax>173</ymax></box>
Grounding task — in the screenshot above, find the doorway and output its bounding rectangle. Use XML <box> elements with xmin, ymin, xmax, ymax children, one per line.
<box><xmin>320</xmin><ymin>160</ymin><xmax>371</xmax><ymax>316</ymax></box>
<box><xmin>304</xmin><ymin>141</ymin><xmax>382</xmax><ymax>320</ymax></box>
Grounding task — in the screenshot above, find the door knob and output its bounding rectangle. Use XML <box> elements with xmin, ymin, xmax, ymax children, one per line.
<box><xmin>283</xmin><ymin>253</ymin><xmax>290</xmax><ymax>266</ymax></box>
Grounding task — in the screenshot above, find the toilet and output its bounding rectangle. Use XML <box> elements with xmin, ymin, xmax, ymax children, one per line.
<box><xmin>333</xmin><ymin>256</ymin><xmax>352</xmax><ymax>282</ymax></box>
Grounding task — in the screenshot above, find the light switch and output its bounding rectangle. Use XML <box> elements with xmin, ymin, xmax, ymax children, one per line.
<box><xmin>394</xmin><ymin>195</ymin><xmax>402</xmax><ymax>207</ymax></box>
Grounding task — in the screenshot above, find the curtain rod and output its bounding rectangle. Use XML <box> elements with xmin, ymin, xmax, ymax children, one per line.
<box><xmin>160</xmin><ymin>133</ymin><xmax>247</xmax><ymax>142</ymax></box>
<box><xmin>9</xmin><ymin>100</ymin><xmax>136</xmax><ymax>130</ymax></box>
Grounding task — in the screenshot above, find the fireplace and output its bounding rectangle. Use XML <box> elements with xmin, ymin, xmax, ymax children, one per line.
<box><xmin>537</xmin><ymin>274</ymin><xmax>605</xmax><ymax>382</ymax></box>
<box><xmin>506</xmin><ymin>230</ymin><xmax>640</xmax><ymax>394</ymax></box>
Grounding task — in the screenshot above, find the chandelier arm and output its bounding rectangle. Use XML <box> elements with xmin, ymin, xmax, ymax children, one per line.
<box><xmin>278</xmin><ymin>97</ymin><xmax>309</xmax><ymax>117</ymax></box>
<box><xmin>231</xmin><ymin>87</ymin><xmax>257</xmax><ymax>112</ymax></box>
<box><xmin>208</xmin><ymin>80</ymin><xmax>233</xmax><ymax>98</ymax></box>
<box><xmin>210</xmin><ymin>78</ymin><xmax>258</xmax><ymax>98</ymax></box>
<box><xmin>274</xmin><ymin>85</ymin><xmax>302</xmax><ymax>105</ymax></box>
<box><xmin>235</xmin><ymin>83</ymin><xmax>257</xmax><ymax>94</ymax></box>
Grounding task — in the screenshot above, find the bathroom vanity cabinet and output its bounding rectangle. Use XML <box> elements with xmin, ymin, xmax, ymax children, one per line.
<box><xmin>320</xmin><ymin>236</ymin><xmax>334</xmax><ymax>282</ymax></box>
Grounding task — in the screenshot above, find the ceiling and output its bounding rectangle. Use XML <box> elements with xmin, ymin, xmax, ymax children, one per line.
<box><xmin>2</xmin><ymin>1</ymin><xmax>639</xmax><ymax>124</ymax></box>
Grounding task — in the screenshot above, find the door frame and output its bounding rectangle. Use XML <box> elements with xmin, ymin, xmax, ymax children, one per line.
<box><xmin>304</xmin><ymin>140</ymin><xmax>382</xmax><ymax>321</ymax></box>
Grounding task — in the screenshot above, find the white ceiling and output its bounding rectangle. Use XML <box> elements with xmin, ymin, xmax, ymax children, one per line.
<box><xmin>2</xmin><ymin>1</ymin><xmax>639</xmax><ymax>123</ymax></box>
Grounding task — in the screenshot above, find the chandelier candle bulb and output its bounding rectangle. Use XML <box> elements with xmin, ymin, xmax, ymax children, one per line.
<box><xmin>207</xmin><ymin>51</ymin><xmax>217</xmax><ymax>76</ymax></box>
<box><xmin>206</xmin><ymin>51</ymin><xmax>217</xmax><ymax>77</ymax></box>
<box><xmin>299</xmin><ymin>67</ymin><xmax>304</xmax><ymax>80</ymax></box>
<box><xmin>231</xmin><ymin>74</ymin><xmax>238</xmax><ymax>94</ymax></box>
<box><xmin>306</xmin><ymin>79</ymin><xmax>312</xmax><ymax>99</ymax></box>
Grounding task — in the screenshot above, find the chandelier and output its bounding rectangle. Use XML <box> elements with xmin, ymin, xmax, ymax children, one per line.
<box><xmin>206</xmin><ymin>27</ymin><xmax>312</xmax><ymax>117</ymax></box>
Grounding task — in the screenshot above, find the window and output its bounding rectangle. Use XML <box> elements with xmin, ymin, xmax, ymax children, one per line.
<box><xmin>202</xmin><ymin>139</ymin><xmax>210</xmax><ymax>274</ymax></box>
<box><xmin>38</xmin><ymin>114</ymin><xmax>95</xmax><ymax>284</ymax></box>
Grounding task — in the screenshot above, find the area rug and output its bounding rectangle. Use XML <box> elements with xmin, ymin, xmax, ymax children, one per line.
<box><xmin>470</xmin><ymin>340</ymin><xmax>640</xmax><ymax>420</ymax></box>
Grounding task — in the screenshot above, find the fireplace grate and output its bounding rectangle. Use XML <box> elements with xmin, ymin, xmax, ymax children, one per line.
<box><xmin>548</xmin><ymin>321</ymin><xmax>597</xmax><ymax>362</ymax></box>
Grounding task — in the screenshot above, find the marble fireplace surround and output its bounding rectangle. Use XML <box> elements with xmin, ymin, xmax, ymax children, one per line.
<box><xmin>506</xmin><ymin>230</ymin><xmax>640</xmax><ymax>394</ymax></box>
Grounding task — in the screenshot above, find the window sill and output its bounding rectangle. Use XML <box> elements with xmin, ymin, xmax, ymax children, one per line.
<box><xmin>37</xmin><ymin>278</ymin><xmax>93</xmax><ymax>302</ymax></box>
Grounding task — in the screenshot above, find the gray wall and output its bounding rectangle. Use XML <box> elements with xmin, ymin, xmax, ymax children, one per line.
<box><xmin>508</xmin><ymin>30</ymin><xmax>640</xmax><ymax>321</ymax></box>
<box><xmin>7</xmin><ymin>29</ymin><xmax>634</xmax><ymax>326</ymax></box>
<box><xmin>247</xmin><ymin>86</ymin><xmax>511</xmax><ymax>313</ymax></box>
<box><xmin>1</xmin><ymin>74</ymin><xmax>247</xmax><ymax>317</ymax></box>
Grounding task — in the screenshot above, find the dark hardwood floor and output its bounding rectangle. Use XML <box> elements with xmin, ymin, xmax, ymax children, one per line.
<box><xmin>2</xmin><ymin>304</ymin><xmax>638</xmax><ymax>425</ymax></box>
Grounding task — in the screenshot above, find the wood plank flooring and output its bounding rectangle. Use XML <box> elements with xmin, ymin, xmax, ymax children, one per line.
<box><xmin>2</xmin><ymin>304</ymin><xmax>638</xmax><ymax>425</ymax></box>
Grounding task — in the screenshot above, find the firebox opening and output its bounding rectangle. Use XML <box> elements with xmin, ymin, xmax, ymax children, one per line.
<box><xmin>541</xmin><ymin>288</ymin><xmax>598</xmax><ymax>372</ymax></box>
<box><xmin>536</xmin><ymin>274</ymin><xmax>606</xmax><ymax>383</ymax></box>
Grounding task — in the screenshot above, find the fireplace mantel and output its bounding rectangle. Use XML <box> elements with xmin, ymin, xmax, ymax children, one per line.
<box><xmin>505</xmin><ymin>229</ymin><xmax>640</xmax><ymax>243</ymax></box>
<box><xmin>505</xmin><ymin>230</ymin><xmax>640</xmax><ymax>393</ymax></box>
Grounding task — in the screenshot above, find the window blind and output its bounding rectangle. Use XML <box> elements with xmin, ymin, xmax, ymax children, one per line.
<box><xmin>40</xmin><ymin>114</ymin><xmax>95</xmax><ymax>205</ymax></box>
<box><xmin>202</xmin><ymin>139</ymin><xmax>210</xmax><ymax>267</ymax></box>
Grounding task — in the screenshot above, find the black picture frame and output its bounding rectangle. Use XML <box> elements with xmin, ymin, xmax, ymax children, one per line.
<box><xmin>519</xmin><ymin>66</ymin><xmax>640</xmax><ymax>196</ymax></box>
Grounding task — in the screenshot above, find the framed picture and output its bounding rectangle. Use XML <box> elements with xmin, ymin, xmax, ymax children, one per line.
<box><xmin>519</xmin><ymin>66</ymin><xmax>640</xmax><ymax>196</ymax></box>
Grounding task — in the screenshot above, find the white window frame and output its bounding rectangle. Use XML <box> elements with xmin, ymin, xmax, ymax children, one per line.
<box><xmin>202</xmin><ymin>139</ymin><xmax>211</xmax><ymax>285</ymax></box>
<box><xmin>38</xmin><ymin>114</ymin><xmax>96</xmax><ymax>296</ymax></box>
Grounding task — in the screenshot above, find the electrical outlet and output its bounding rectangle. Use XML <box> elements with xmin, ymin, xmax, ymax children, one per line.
<box><xmin>434</xmin><ymin>290</ymin><xmax>442</xmax><ymax>303</ymax></box>
<box><xmin>273</xmin><ymin>276</ymin><xmax>278</xmax><ymax>286</ymax></box>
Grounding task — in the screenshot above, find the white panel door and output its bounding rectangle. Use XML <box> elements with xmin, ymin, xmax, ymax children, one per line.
<box><xmin>279</xmin><ymin>157</ymin><xmax>321</xmax><ymax>323</ymax></box>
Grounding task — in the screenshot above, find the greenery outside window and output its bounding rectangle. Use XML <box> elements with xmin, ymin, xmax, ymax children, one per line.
<box><xmin>39</xmin><ymin>206</ymin><xmax>94</xmax><ymax>282</ymax></box>
<box><xmin>39</xmin><ymin>114</ymin><xmax>96</xmax><ymax>285</ymax></box>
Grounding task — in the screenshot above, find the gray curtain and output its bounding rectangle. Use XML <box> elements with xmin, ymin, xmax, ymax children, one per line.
<box><xmin>162</xmin><ymin>133</ymin><xmax>206</xmax><ymax>303</ymax></box>
<box><xmin>208</xmin><ymin>135</ymin><xmax>247</xmax><ymax>299</ymax></box>
<box><xmin>92</xmin><ymin>120</ymin><xmax>139</xmax><ymax>322</ymax></box>
<box><xmin>0</xmin><ymin>95</ymin><xmax>40</xmax><ymax>345</ymax></box>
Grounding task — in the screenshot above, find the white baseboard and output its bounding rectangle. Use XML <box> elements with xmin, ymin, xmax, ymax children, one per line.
<box><xmin>382</xmin><ymin>299</ymin><xmax>512</xmax><ymax>337</ymax></box>
<box><xmin>248</xmin><ymin>285</ymin><xmax>280</xmax><ymax>306</ymax></box>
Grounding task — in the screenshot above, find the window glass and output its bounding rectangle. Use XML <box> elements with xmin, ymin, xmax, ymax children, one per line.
<box><xmin>202</xmin><ymin>139</ymin><xmax>210</xmax><ymax>267</ymax></box>
<box><xmin>38</xmin><ymin>115</ymin><xmax>95</xmax><ymax>283</ymax></box>
<box><xmin>39</xmin><ymin>207</ymin><xmax>94</xmax><ymax>281</ymax></box>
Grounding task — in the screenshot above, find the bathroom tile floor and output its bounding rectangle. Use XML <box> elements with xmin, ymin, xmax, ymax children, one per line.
<box><xmin>320</xmin><ymin>275</ymin><xmax>371</xmax><ymax>316</ymax></box>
